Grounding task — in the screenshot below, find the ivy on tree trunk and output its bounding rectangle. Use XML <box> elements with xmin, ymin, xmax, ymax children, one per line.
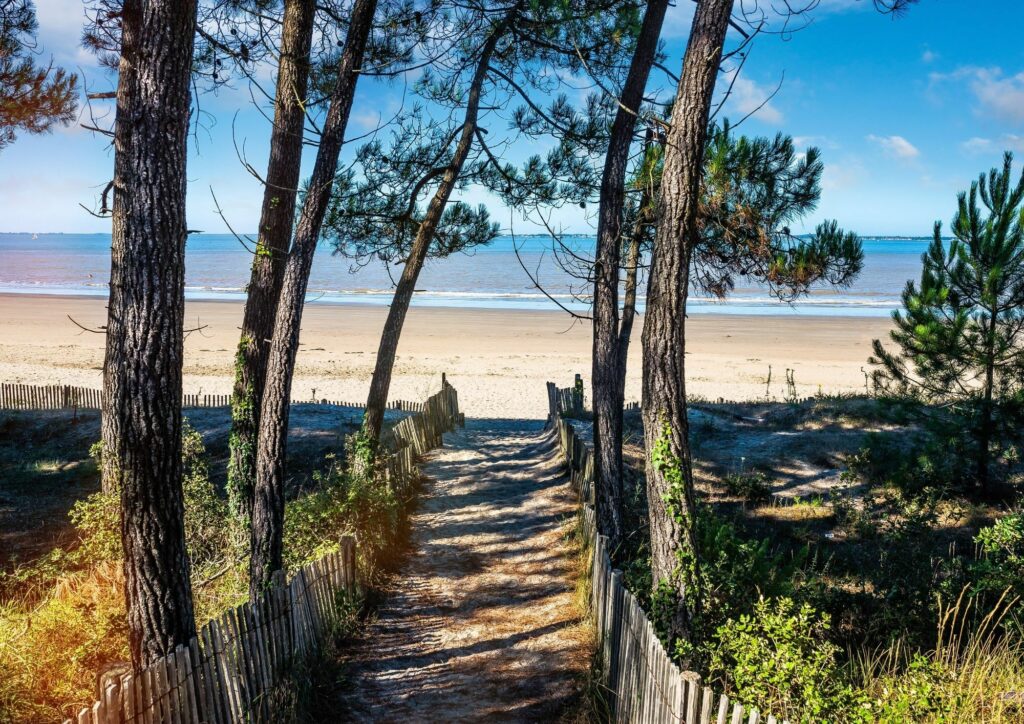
<box><xmin>249</xmin><ymin>0</ymin><xmax>378</xmax><ymax>598</ymax></box>
<box><xmin>227</xmin><ymin>0</ymin><xmax>317</xmax><ymax>526</ymax></box>
<box><xmin>640</xmin><ymin>0</ymin><xmax>734</xmax><ymax>654</ymax></box>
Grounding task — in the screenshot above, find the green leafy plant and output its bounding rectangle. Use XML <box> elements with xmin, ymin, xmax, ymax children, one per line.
<box><xmin>723</xmin><ymin>470</ymin><xmax>772</xmax><ymax>501</ymax></box>
<box><xmin>709</xmin><ymin>597</ymin><xmax>865</xmax><ymax>722</ymax></box>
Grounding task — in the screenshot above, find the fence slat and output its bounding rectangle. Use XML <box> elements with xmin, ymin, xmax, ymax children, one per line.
<box><xmin>61</xmin><ymin>380</ymin><xmax>466</xmax><ymax>724</ymax></box>
<box><xmin>546</xmin><ymin>377</ymin><xmax>789</xmax><ymax>724</ymax></box>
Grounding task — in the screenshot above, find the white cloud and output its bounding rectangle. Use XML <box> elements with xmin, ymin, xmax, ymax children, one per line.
<box><xmin>822</xmin><ymin>159</ymin><xmax>867</xmax><ymax>191</ymax></box>
<box><xmin>961</xmin><ymin>134</ymin><xmax>1024</xmax><ymax>155</ymax></box>
<box><xmin>962</xmin><ymin>137</ymin><xmax>993</xmax><ymax>154</ymax></box>
<box><xmin>792</xmin><ymin>135</ymin><xmax>839</xmax><ymax>150</ymax></box>
<box><xmin>921</xmin><ymin>49</ymin><xmax>938</xmax><ymax>64</ymax></box>
<box><xmin>34</xmin><ymin>0</ymin><xmax>97</xmax><ymax>67</ymax></box>
<box><xmin>931</xmin><ymin>66</ymin><xmax>1024</xmax><ymax>123</ymax></box>
<box><xmin>719</xmin><ymin>70</ymin><xmax>783</xmax><ymax>125</ymax></box>
<box><xmin>866</xmin><ymin>134</ymin><xmax>920</xmax><ymax>160</ymax></box>
<box><xmin>968</xmin><ymin>69</ymin><xmax>1024</xmax><ymax>123</ymax></box>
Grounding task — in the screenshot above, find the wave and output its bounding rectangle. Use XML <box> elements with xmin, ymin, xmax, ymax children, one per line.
<box><xmin>0</xmin><ymin>281</ymin><xmax>900</xmax><ymax>317</ymax></box>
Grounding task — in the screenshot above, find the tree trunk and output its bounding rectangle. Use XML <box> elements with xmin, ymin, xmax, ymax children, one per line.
<box><xmin>361</xmin><ymin>18</ymin><xmax>511</xmax><ymax>442</ymax></box>
<box><xmin>249</xmin><ymin>0</ymin><xmax>377</xmax><ymax>598</ymax></box>
<box><xmin>616</xmin><ymin>218</ymin><xmax>643</xmax><ymax>373</ymax></box>
<box><xmin>228</xmin><ymin>0</ymin><xmax>316</xmax><ymax>525</ymax></box>
<box><xmin>640</xmin><ymin>0</ymin><xmax>733</xmax><ymax>651</ymax></box>
<box><xmin>978</xmin><ymin>309</ymin><xmax>997</xmax><ymax>492</ymax></box>
<box><xmin>592</xmin><ymin>0</ymin><xmax>667</xmax><ymax>546</ymax></box>
<box><xmin>101</xmin><ymin>0</ymin><xmax>198</xmax><ymax>668</ymax></box>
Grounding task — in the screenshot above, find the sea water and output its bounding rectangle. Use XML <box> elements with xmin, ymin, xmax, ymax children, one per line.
<box><xmin>0</xmin><ymin>233</ymin><xmax>928</xmax><ymax>317</ymax></box>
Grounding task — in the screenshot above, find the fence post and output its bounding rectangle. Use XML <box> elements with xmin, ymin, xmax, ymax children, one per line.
<box><xmin>340</xmin><ymin>535</ymin><xmax>356</xmax><ymax>592</ymax></box>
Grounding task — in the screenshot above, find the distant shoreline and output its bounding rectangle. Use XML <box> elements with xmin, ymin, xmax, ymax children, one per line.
<box><xmin>0</xmin><ymin>287</ymin><xmax>896</xmax><ymax>318</ymax></box>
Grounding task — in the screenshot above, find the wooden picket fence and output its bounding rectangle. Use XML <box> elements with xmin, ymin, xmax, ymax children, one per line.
<box><xmin>64</xmin><ymin>381</ymin><xmax>463</xmax><ymax>724</ymax></box>
<box><xmin>545</xmin><ymin>374</ymin><xmax>586</xmax><ymax>419</ymax></box>
<box><xmin>0</xmin><ymin>381</ymin><xmax>432</xmax><ymax>414</ymax></box>
<box><xmin>546</xmin><ymin>380</ymin><xmax>791</xmax><ymax>724</ymax></box>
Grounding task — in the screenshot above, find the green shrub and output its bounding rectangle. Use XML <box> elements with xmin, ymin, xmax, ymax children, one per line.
<box><xmin>709</xmin><ymin>597</ymin><xmax>866</xmax><ymax>722</ymax></box>
<box><xmin>869</xmin><ymin>654</ymin><xmax>953</xmax><ymax>722</ymax></box>
<box><xmin>180</xmin><ymin>421</ymin><xmax>238</xmax><ymax>565</ymax></box>
<box><xmin>968</xmin><ymin>512</ymin><xmax>1024</xmax><ymax>598</ymax></box>
<box><xmin>845</xmin><ymin>430</ymin><xmax>969</xmax><ymax>499</ymax></box>
<box><xmin>723</xmin><ymin>470</ymin><xmax>772</xmax><ymax>500</ymax></box>
<box><xmin>284</xmin><ymin>448</ymin><xmax>401</xmax><ymax>575</ymax></box>
<box><xmin>697</xmin><ymin>510</ymin><xmax>808</xmax><ymax>635</ymax></box>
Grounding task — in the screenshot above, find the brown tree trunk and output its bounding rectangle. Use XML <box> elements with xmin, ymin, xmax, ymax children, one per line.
<box><xmin>591</xmin><ymin>0</ymin><xmax>669</xmax><ymax>550</ymax></box>
<box><xmin>640</xmin><ymin>0</ymin><xmax>733</xmax><ymax>651</ymax></box>
<box><xmin>101</xmin><ymin>0</ymin><xmax>198</xmax><ymax>668</ymax></box>
<box><xmin>978</xmin><ymin>307</ymin><xmax>997</xmax><ymax>492</ymax></box>
<box><xmin>249</xmin><ymin>0</ymin><xmax>377</xmax><ymax>598</ymax></box>
<box><xmin>361</xmin><ymin>18</ymin><xmax>511</xmax><ymax>442</ymax></box>
<box><xmin>617</xmin><ymin>219</ymin><xmax>643</xmax><ymax>373</ymax></box>
<box><xmin>228</xmin><ymin>0</ymin><xmax>316</xmax><ymax>525</ymax></box>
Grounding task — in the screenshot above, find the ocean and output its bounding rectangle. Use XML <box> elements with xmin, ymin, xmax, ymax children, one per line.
<box><xmin>0</xmin><ymin>233</ymin><xmax>928</xmax><ymax>317</ymax></box>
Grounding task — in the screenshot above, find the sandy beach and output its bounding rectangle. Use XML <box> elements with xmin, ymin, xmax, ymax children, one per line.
<box><xmin>0</xmin><ymin>294</ymin><xmax>892</xmax><ymax>418</ymax></box>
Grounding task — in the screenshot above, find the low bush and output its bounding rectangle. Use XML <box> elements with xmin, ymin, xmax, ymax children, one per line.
<box><xmin>708</xmin><ymin>597</ymin><xmax>865</xmax><ymax>722</ymax></box>
<box><xmin>845</xmin><ymin>430</ymin><xmax>970</xmax><ymax>499</ymax></box>
<box><xmin>0</xmin><ymin>420</ymin><xmax>407</xmax><ymax>721</ymax></box>
<box><xmin>284</xmin><ymin>447</ymin><xmax>403</xmax><ymax>577</ymax></box>
<box><xmin>723</xmin><ymin>470</ymin><xmax>772</xmax><ymax>501</ymax></box>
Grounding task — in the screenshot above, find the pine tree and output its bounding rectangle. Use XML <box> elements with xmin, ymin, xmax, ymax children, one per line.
<box><xmin>0</xmin><ymin>0</ymin><xmax>77</xmax><ymax>151</ymax></box>
<box><xmin>871</xmin><ymin>152</ymin><xmax>1024</xmax><ymax>492</ymax></box>
<box><xmin>227</xmin><ymin>0</ymin><xmax>317</xmax><ymax>527</ymax></box>
<box><xmin>325</xmin><ymin>0</ymin><xmax>640</xmax><ymax>444</ymax></box>
<box><xmin>249</xmin><ymin>0</ymin><xmax>380</xmax><ymax>597</ymax></box>
<box><xmin>101</xmin><ymin>0</ymin><xmax>199</xmax><ymax>668</ymax></box>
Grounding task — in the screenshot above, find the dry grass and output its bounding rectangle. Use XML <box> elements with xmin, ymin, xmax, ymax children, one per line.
<box><xmin>852</xmin><ymin>590</ymin><xmax>1024</xmax><ymax>723</ymax></box>
<box><xmin>561</xmin><ymin>508</ymin><xmax>610</xmax><ymax>724</ymax></box>
<box><xmin>0</xmin><ymin>561</ymin><xmax>130</xmax><ymax>722</ymax></box>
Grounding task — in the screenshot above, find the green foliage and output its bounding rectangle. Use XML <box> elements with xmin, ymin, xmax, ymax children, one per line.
<box><xmin>284</xmin><ymin>451</ymin><xmax>400</xmax><ymax>574</ymax></box>
<box><xmin>697</xmin><ymin>509</ymin><xmax>809</xmax><ymax>635</ymax></box>
<box><xmin>871</xmin><ymin>152</ymin><xmax>1024</xmax><ymax>487</ymax></box>
<box><xmin>0</xmin><ymin>0</ymin><xmax>78</xmax><ymax>152</ymax></box>
<box><xmin>697</xmin><ymin>123</ymin><xmax>863</xmax><ymax>302</ymax></box>
<box><xmin>66</xmin><ymin>487</ymin><xmax>120</xmax><ymax>564</ymax></box>
<box><xmin>180</xmin><ymin>421</ymin><xmax>237</xmax><ymax>565</ymax></box>
<box><xmin>868</xmin><ymin>654</ymin><xmax>953</xmax><ymax>722</ymax></box>
<box><xmin>723</xmin><ymin>470</ymin><xmax>772</xmax><ymax>501</ymax></box>
<box><xmin>969</xmin><ymin>512</ymin><xmax>1024</xmax><ymax>598</ymax></box>
<box><xmin>845</xmin><ymin>430</ymin><xmax>969</xmax><ymax>499</ymax></box>
<box><xmin>709</xmin><ymin>597</ymin><xmax>865</xmax><ymax>722</ymax></box>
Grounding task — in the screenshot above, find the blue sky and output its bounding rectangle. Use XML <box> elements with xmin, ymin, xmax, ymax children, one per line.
<box><xmin>3</xmin><ymin>0</ymin><xmax>1023</xmax><ymax>236</ymax></box>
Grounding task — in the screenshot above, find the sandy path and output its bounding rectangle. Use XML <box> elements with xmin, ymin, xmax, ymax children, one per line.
<box><xmin>337</xmin><ymin>420</ymin><xmax>590</xmax><ymax>722</ymax></box>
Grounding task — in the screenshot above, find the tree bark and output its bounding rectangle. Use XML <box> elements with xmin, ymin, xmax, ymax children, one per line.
<box><xmin>640</xmin><ymin>0</ymin><xmax>733</xmax><ymax>651</ymax></box>
<box><xmin>250</xmin><ymin>0</ymin><xmax>377</xmax><ymax>598</ymax></box>
<box><xmin>978</xmin><ymin>305</ymin><xmax>997</xmax><ymax>491</ymax></box>
<box><xmin>228</xmin><ymin>0</ymin><xmax>316</xmax><ymax>525</ymax></box>
<box><xmin>101</xmin><ymin>0</ymin><xmax>198</xmax><ymax>668</ymax></box>
<box><xmin>591</xmin><ymin>0</ymin><xmax>669</xmax><ymax>551</ymax></box>
<box><xmin>361</xmin><ymin>17</ymin><xmax>511</xmax><ymax>442</ymax></box>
